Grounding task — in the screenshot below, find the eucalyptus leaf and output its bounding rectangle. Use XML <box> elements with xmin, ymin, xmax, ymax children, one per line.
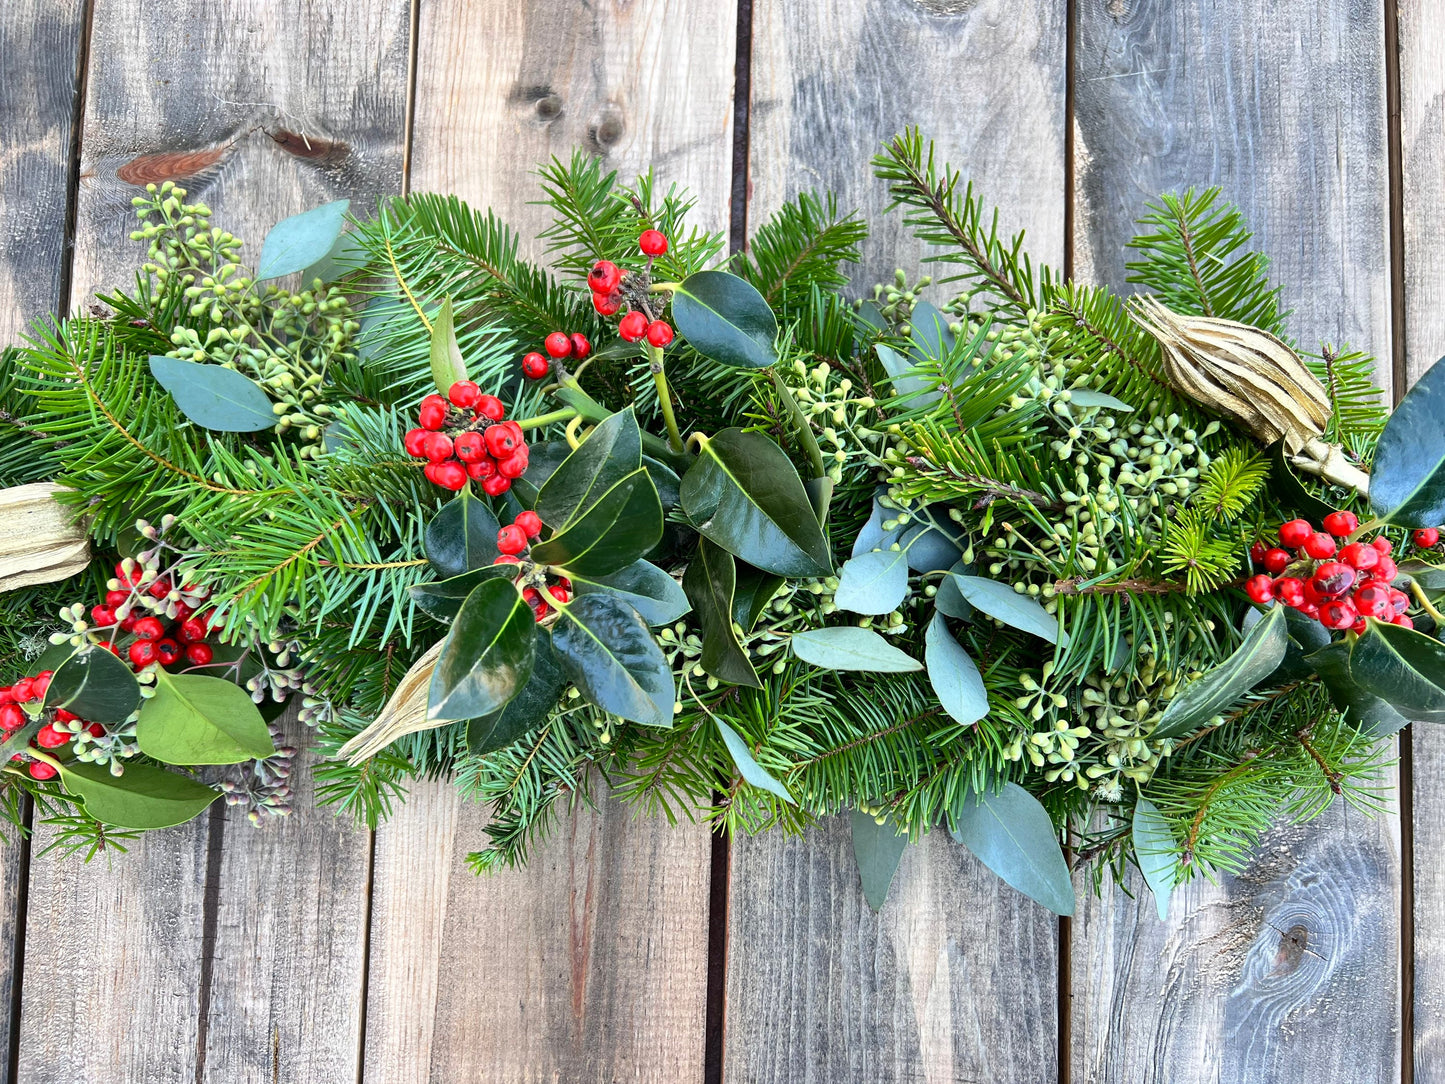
<box><xmin>909</xmin><ymin>299</ymin><xmax>955</xmax><ymax>358</ymax></box>
<box><xmin>934</xmin><ymin>560</ymin><xmax>974</xmax><ymax>620</ymax></box>
<box><xmin>1348</xmin><ymin>619</ymin><xmax>1445</xmax><ymax>722</ymax></box>
<box><xmin>136</xmin><ymin>671</ymin><xmax>275</xmax><ymax>765</ymax></box>
<box><xmin>901</xmin><ymin>522</ymin><xmax>961</xmax><ymax>573</ymax></box>
<box><xmin>428</xmin><ymin>578</ymin><xmax>536</xmax><ymax>722</ymax></box>
<box><xmin>683</xmin><ymin>539</ymin><xmax>760</xmax><ymax>688</ymax></box>
<box><xmin>42</xmin><ymin>646</ymin><xmax>139</xmax><ymax>723</ymax></box>
<box><xmin>949</xmin><ymin>783</ymin><xmax>1075</xmax><ymax>915</ymax></box>
<box><xmin>834</xmin><ymin>547</ymin><xmax>909</xmax><ymax>616</ymax></box>
<box><xmin>429</xmin><ymin>297</ymin><xmax>469</xmax><ymax>394</ymax></box>
<box><xmin>853</xmin><ymin>491</ymin><xmax>903</xmax><ymax>557</ymax></box>
<box><xmin>850</xmin><ymin>810</ymin><xmax>908</xmax><ymax>912</ymax></box>
<box><xmin>715</xmin><ymin>718</ymin><xmax>794</xmax><ymax>803</ymax></box>
<box><xmin>536</xmin><ymin>408</ymin><xmax>643</xmax><ymax>529</ymax></box>
<box><xmin>790</xmin><ymin>627</ymin><xmax>921</xmax><ymax>673</ymax></box>
<box><xmin>1066</xmin><ymin>388</ymin><xmax>1134</xmax><ymax>412</ymax></box>
<box><xmin>571</xmin><ymin>559</ymin><xmax>690</xmax><ymax>626</ymax></box>
<box><xmin>410</xmin><ymin>565</ymin><xmax>518</xmax><ymax>623</ymax></box>
<box><xmin>529</xmin><ymin>467</ymin><xmax>662</xmax><ymax>577</ymax></box>
<box><xmin>681</xmin><ymin>428</ymin><xmax>832</xmax><ymax>578</ymax></box>
<box><xmin>552</xmin><ymin>594</ymin><xmax>675</xmax><ymax>727</ymax></box>
<box><xmin>59</xmin><ymin>760</ymin><xmax>219</xmax><ymax>830</ymax></box>
<box><xmin>876</xmin><ymin>342</ymin><xmax>937</xmax><ymax>403</ymax></box>
<box><xmin>424</xmin><ymin>488</ymin><xmax>501</xmax><ymax>578</ymax></box>
<box><xmin>1132</xmin><ymin>798</ymin><xmax>1177</xmax><ymax>920</ymax></box>
<box><xmin>256</xmin><ymin>199</ymin><xmax>350</xmax><ymax>280</ymax></box>
<box><xmin>949</xmin><ymin>574</ymin><xmax>1068</xmax><ymax>646</ymax></box>
<box><xmin>924</xmin><ymin>613</ymin><xmax>988</xmax><ymax>725</ymax></box>
<box><xmin>1152</xmin><ymin>605</ymin><xmax>1288</xmax><ymax>739</ymax></box>
<box><xmin>466</xmin><ymin>630</ymin><xmax>566</xmax><ymax>754</ymax></box>
<box><xmin>1372</xmin><ymin>354</ymin><xmax>1445</xmax><ymax>526</ymax></box>
<box><xmin>300</xmin><ymin>229</ymin><xmax>366</xmax><ymax>285</ymax></box>
<box><xmin>148</xmin><ymin>356</ymin><xmax>276</xmax><ymax>432</ymax></box>
<box><xmin>671</xmin><ymin>270</ymin><xmax>778</xmax><ymax>369</ymax></box>
<box><xmin>1309</xmin><ymin>639</ymin><xmax>1412</xmax><ymax>737</ymax></box>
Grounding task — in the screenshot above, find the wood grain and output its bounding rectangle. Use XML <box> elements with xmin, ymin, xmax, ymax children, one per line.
<box><xmin>20</xmin><ymin>0</ymin><xmax>411</xmax><ymax>1079</ymax></box>
<box><xmin>728</xmin><ymin>2</ymin><xmax>1067</xmax><ymax>1081</ymax></box>
<box><xmin>359</xmin><ymin>3</ymin><xmax>735</xmax><ymax>1079</ymax></box>
<box><xmin>1071</xmin><ymin>2</ymin><xmax>1399</xmax><ymax>1080</ymax></box>
<box><xmin>1397</xmin><ymin>1</ymin><xmax>1445</xmax><ymax>1076</ymax></box>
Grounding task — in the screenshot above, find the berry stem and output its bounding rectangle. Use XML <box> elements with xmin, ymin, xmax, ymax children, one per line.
<box><xmin>648</xmin><ymin>282</ymin><xmax>680</xmax><ymax>294</ymax></box>
<box><xmin>648</xmin><ymin>344</ymin><xmax>686</xmax><ymax>455</ymax></box>
<box><xmin>1409</xmin><ymin>580</ymin><xmax>1445</xmax><ymax>626</ymax></box>
<box><xmin>513</xmin><ymin>407</ymin><xmax>578</xmax><ymax>432</ymax></box>
<box><xmin>768</xmin><ymin>368</ymin><xmax>831</xmax><ymax>523</ymax></box>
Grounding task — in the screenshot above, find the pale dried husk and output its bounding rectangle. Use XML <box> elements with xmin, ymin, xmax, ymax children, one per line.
<box><xmin>338</xmin><ymin>639</ymin><xmax>446</xmax><ymax>764</ymax></box>
<box><xmin>0</xmin><ymin>483</ymin><xmax>91</xmax><ymax>591</ymax></box>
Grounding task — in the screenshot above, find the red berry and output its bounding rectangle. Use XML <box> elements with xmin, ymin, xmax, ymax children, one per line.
<box><xmin>514</xmin><ymin>511</ymin><xmax>543</xmax><ymax>538</ymax></box>
<box><xmin>544</xmin><ymin>332</ymin><xmax>573</xmax><ymax>359</ymax></box>
<box><xmin>493</xmin><ymin>554</ymin><xmax>521</xmax><ymax>567</ymax></box>
<box><xmin>497</xmin><ymin>450</ymin><xmax>529</xmax><ymax>479</ymax></box>
<box><xmin>570</xmin><ymin>334</ymin><xmax>592</xmax><ymax>360</ymax></box>
<box><xmin>1374</xmin><ymin>555</ymin><xmax>1398</xmax><ymax>582</ymax></box>
<box><xmin>27</xmin><ymin>762</ymin><xmax>56</xmax><ymax>781</ymax></box>
<box><xmin>475</xmin><ymin>394</ymin><xmax>506</xmax><ymax>422</ymax></box>
<box><xmin>448</xmin><ymin>380</ymin><xmax>482</xmax><ymax>409</ymax></box>
<box><xmin>531</xmin><ymin>598</ymin><xmax>551</xmax><ymax>621</ymax></box>
<box><xmin>467</xmin><ymin>458</ymin><xmax>498</xmax><ymax>481</ymax></box>
<box><xmin>645</xmin><ymin>320</ymin><xmax>674</xmax><ymax>347</ymax></box>
<box><xmin>1396</xmin><ymin>614</ymin><xmax>1416</xmax><ymax>629</ymax></box>
<box><xmin>1273</xmin><ymin>576</ymin><xmax>1306</xmax><ymax>607</ymax></box>
<box><xmin>185</xmin><ymin>642</ymin><xmax>214</xmax><ymax>666</ymax></box>
<box><xmin>118</xmin><ymin>614</ymin><xmax>138</xmax><ymax>633</ymax></box>
<box><xmin>1354</xmin><ymin>582</ymin><xmax>1393</xmax><ymax>619</ymax></box>
<box><xmin>55</xmin><ymin>709</ymin><xmax>77</xmax><ymax>723</ymax></box>
<box><xmin>588</xmin><ymin>261</ymin><xmax>622</xmax><ymax>294</ymax></box>
<box><xmin>114</xmin><ymin>562</ymin><xmax>142</xmax><ymax>586</ymax></box>
<box><xmin>154</xmin><ymin>638</ymin><xmax>183</xmax><ymax>666</ymax></box>
<box><xmin>618</xmin><ymin>311</ymin><xmax>648</xmax><ymax>341</ymax></box>
<box><xmin>1311</xmin><ymin>561</ymin><xmax>1356</xmax><ymax>599</ymax></box>
<box><xmin>1250</xmin><ymin>541</ymin><xmax>1268</xmax><ymax>565</ymax></box>
<box><xmin>133</xmin><ymin>616</ymin><xmax>165</xmax><ymax>640</ymax></box>
<box><xmin>1244</xmin><ymin>575</ymin><xmax>1276</xmax><ymax>604</ymax></box>
<box><xmin>548</xmin><ymin>585</ymin><xmax>571</xmax><ymax>604</ymax></box>
<box><xmin>1372</xmin><ymin>536</ymin><xmax>1394</xmax><ymax>555</ymax></box>
<box><xmin>484</xmin><ymin>424</ymin><xmax>521</xmax><ymax>459</ymax></box>
<box><xmin>1320</xmin><ymin>597</ymin><xmax>1359</xmax><ymax>629</ymax></box>
<box><xmin>592</xmin><ymin>288</ymin><xmax>623</xmax><ymax>316</ymax></box>
<box><xmin>1279</xmin><ymin>519</ymin><xmax>1313</xmax><ymax>549</ymax></box>
<box><xmin>105</xmin><ymin>590</ymin><xmax>128</xmax><ymax>608</ymax></box>
<box><xmin>521</xmin><ymin>587</ymin><xmax>541</xmax><ymax>605</ymax></box>
<box><xmin>425</xmin><ymin>461</ymin><xmax>468</xmax><ymax>491</ymax></box>
<box><xmin>497</xmin><ymin>525</ymin><xmax>528</xmax><ymax>555</ymax></box>
<box><xmin>481</xmin><ymin>475</ymin><xmax>512</xmax><ymax>497</ymax></box>
<box><xmin>147</xmin><ymin>577</ymin><xmax>173</xmax><ymax>600</ymax></box>
<box><xmin>128</xmin><ymin>640</ymin><xmax>159</xmax><ymax>668</ymax></box>
<box><xmin>1351</xmin><ymin>616</ymin><xmax>1369</xmax><ymax>634</ymax></box>
<box><xmin>1263</xmin><ymin>548</ymin><xmax>1292</xmax><ymax>575</ymax></box>
<box><xmin>638</xmin><ymin>229</ymin><xmax>668</xmax><ymax>257</ymax></box>
<box><xmin>1415</xmin><ymin>527</ymin><xmax>1441</xmax><ymax>548</ymax></box>
<box><xmin>1323</xmin><ymin>510</ymin><xmax>1359</xmax><ymax>537</ymax></box>
<box><xmin>454</xmin><ymin>431</ymin><xmax>487</xmax><ymax>463</ymax></box>
<box><xmin>418</xmin><ymin>394</ymin><xmax>449</xmax><ymax>431</ymax></box>
<box><xmin>423</xmin><ymin>432</ymin><xmax>454</xmax><ymax>462</ymax></box>
<box><xmin>31</xmin><ymin>672</ymin><xmax>50</xmax><ymax>698</ymax></box>
<box><xmin>11</xmin><ymin>679</ymin><xmax>33</xmax><ymax>702</ymax></box>
<box><xmin>0</xmin><ymin>705</ymin><xmax>24</xmax><ymax>732</ymax></box>
<box><xmin>1302</xmin><ymin>532</ymin><xmax>1337</xmax><ymax>559</ymax></box>
<box><xmin>35</xmin><ymin>725</ymin><xmax>68</xmax><ymax>750</ymax></box>
<box><xmin>521</xmin><ymin>352</ymin><xmax>550</xmax><ymax>380</ymax></box>
<box><xmin>87</xmin><ymin>723</ymin><xmax>105</xmax><ymax>738</ymax></box>
<box><xmin>96</xmin><ymin>641</ymin><xmax>117</xmax><ymax>656</ymax></box>
<box><xmin>403</xmin><ymin>428</ymin><xmax>430</xmax><ymax>457</ymax></box>
<box><xmin>90</xmin><ymin>605</ymin><xmax>117</xmax><ymax>628</ymax></box>
<box><xmin>1339</xmin><ymin>542</ymin><xmax>1379</xmax><ymax>571</ymax></box>
<box><xmin>179</xmin><ymin>617</ymin><xmax>208</xmax><ymax>643</ymax></box>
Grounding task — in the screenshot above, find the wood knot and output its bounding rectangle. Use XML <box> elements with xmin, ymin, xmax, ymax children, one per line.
<box><xmin>534</xmin><ymin>94</ymin><xmax>563</xmax><ymax>123</ymax></box>
<box><xmin>116</xmin><ymin>145</ymin><xmax>229</xmax><ymax>186</ymax></box>
<box><xmin>1271</xmin><ymin>923</ymin><xmax>1309</xmax><ymax>976</ymax></box>
<box><xmin>268</xmin><ymin>128</ymin><xmax>349</xmax><ymax>164</ymax></box>
<box><xmin>589</xmin><ymin>104</ymin><xmax>626</xmax><ymax>152</ymax></box>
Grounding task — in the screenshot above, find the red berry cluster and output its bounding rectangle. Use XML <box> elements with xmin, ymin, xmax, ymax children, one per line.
<box><xmin>489</xmin><ymin>511</ymin><xmax>572</xmax><ymax>622</ymax></box>
<box><xmin>0</xmin><ymin>671</ymin><xmax>105</xmax><ymax>780</ymax></box>
<box><xmin>521</xmin><ymin>331</ymin><xmax>591</xmax><ymax>382</ymax></box>
<box><xmin>1244</xmin><ymin>511</ymin><xmax>1410</xmax><ymax>633</ymax></box>
<box><xmin>91</xmin><ymin>561</ymin><xmax>223</xmax><ymax>672</ymax></box>
<box><xmin>404</xmin><ymin>381</ymin><xmax>528</xmax><ymax>495</ymax></box>
<box><xmin>588</xmin><ymin>231</ymin><xmax>675</xmax><ymax>347</ymax></box>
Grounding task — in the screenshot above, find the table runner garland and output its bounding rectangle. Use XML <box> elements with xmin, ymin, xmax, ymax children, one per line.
<box><xmin>1</xmin><ymin>130</ymin><xmax>1439</xmax><ymax>915</ymax></box>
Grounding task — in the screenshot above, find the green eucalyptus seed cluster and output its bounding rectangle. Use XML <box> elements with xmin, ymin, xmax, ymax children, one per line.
<box><xmin>130</xmin><ymin>181</ymin><xmax>359</xmax><ymax>457</ymax></box>
<box><xmin>772</xmin><ymin>356</ymin><xmax>881</xmax><ymax>488</ymax></box>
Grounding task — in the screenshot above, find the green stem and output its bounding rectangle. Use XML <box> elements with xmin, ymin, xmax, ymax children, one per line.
<box><xmin>768</xmin><ymin>368</ymin><xmax>831</xmax><ymax>522</ymax></box>
<box><xmin>514</xmin><ymin>407</ymin><xmax>578</xmax><ymax>431</ymax></box>
<box><xmin>649</xmin><ymin>282</ymin><xmax>680</xmax><ymax>294</ymax></box>
<box><xmin>1410</xmin><ymin>580</ymin><xmax>1445</xmax><ymax>626</ymax></box>
<box><xmin>648</xmin><ymin>345</ymin><xmax>685</xmax><ymax>455</ymax></box>
<box><xmin>550</xmin><ymin>379</ymin><xmax>691</xmax><ymax>466</ymax></box>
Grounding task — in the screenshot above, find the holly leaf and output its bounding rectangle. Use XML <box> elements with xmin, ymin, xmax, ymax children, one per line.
<box><xmin>136</xmin><ymin>671</ymin><xmax>276</xmax><ymax>765</ymax></box>
<box><xmin>424</xmin><ymin>488</ymin><xmax>501</xmax><ymax>578</ymax></box>
<box><xmin>1371</xmin><ymin>354</ymin><xmax>1445</xmax><ymax>527</ymax></box>
<box><xmin>733</xmin><ymin>563</ymin><xmax>784</xmax><ymax>632</ymax></box>
<box><xmin>671</xmin><ymin>270</ymin><xmax>778</xmax><ymax>369</ymax></box>
<box><xmin>949</xmin><ymin>783</ymin><xmax>1075</xmax><ymax>915</ymax></box>
<box><xmin>571</xmin><ymin>559</ymin><xmax>690</xmax><ymax>626</ymax></box>
<box><xmin>834</xmin><ymin>547</ymin><xmax>909</xmax><ymax>616</ymax></box>
<box><xmin>683</xmin><ymin>538</ymin><xmax>760</xmax><ymax>688</ymax></box>
<box><xmin>850</xmin><ymin>810</ymin><xmax>908</xmax><ymax>912</ymax></box>
<box><xmin>790</xmin><ymin>627</ymin><xmax>921</xmax><ymax>672</ymax></box>
<box><xmin>409</xmin><ymin>565</ymin><xmax>518</xmax><ymax>623</ymax></box>
<box><xmin>529</xmin><ymin>467</ymin><xmax>662</xmax><ymax>577</ymax></box>
<box><xmin>59</xmin><ymin>760</ymin><xmax>219</xmax><ymax>830</ymax></box>
<box><xmin>429</xmin><ymin>296</ymin><xmax>468</xmax><ymax>394</ymax></box>
<box><xmin>949</xmin><ymin>573</ymin><xmax>1068</xmax><ymax>646</ymax></box>
<box><xmin>466</xmin><ymin>629</ymin><xmax>566</xmax><ymax>754</ymax></box>
<box><xmin>1152</xmin><ymin>605</ymin><xmax>1288</xmax><ymax>739</ymax></box>
<box><xmin>552</xmin><ymin>594</ymin><xmax>675</xmax><ymax>727</ymax></box>
<box><xmin>1267</xmin><ymin>440</ymin><xmax>1336</xmax><ymax>524</ymax></box>
<box><xmin>42</xmin><ymin>646</ymin><xmax>139</xmax><ymax>723</ymax></box>
<box><xmin>924</xmin><ymin>613</ymin><xmax>988</xmax><ymax>725</ymax></box>
<box><xmin>428</xmin><ymin>578</ymin><xmax>536</xmax><ymax>722</ymax></box>
<box><xmin>149</xmin><ymin>356</ymin><xmax>276</xmax><ymax>433</ymax></box>
<box><xmin>1309</xmin><ymin>639</ymin><xmax>1412</xmax><ymax>737</ymax></box>
<box><xmin>256</xmin><ymin>199</ymin><xmax>350</xmax><ymax>280</ymax></box>
<box><xmin>535</xmin><ymin>408</ymin><xmax>643</xmax><ymax>529</ymax></box>
<box><xmin>714</xmin><ymin>718</ymin><xmax>793</xmax><ymax>803</ymax></box>
<box><xmin>681</xmin><ymin>428</ymin><xmax>832</xmax><ymax>578</ymax></box>
<box><xmin>1132</xmin><ymin>798</ymin><xmax>1177</xmax><ymax>921</ymax></box>
<box><xmin>1348</xmin><ymin>618</ymin><xmax>1445</xmax><ymax>722</ymax></box>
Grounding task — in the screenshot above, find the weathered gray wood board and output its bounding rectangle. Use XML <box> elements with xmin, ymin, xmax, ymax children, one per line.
<box><xmin>1070</xmin><ymin>2</ymin><xmax>1399</xmax><ymax>1080</ymax></box>
<box><xmin>726</xmin><ymin>2</ymin><xmax>1067</xmax><ymax>1081</ymax></box>
<box><xmin>358</xmin><ymin>2</ymin><xmax>735</xmax><ymax>1078</ymax></box>
<box><xmin>19</xmin><ymin>0</ymin><xmax>411</xmax><ymax>1079</ymax></box>
<box><xmin>1399</xmin><ymin>1</ymin><xmax>1445</xmax><ymax>1077</ymax></box>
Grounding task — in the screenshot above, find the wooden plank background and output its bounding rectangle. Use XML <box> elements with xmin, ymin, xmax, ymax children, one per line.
<box><xmin>0</xmin><ymin>0</ymin><xmax>1436</xmax><ymax>1080</ymax></box>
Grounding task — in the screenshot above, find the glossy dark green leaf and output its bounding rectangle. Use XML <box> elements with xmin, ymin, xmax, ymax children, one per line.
<box><xmin>571</xmin><ymin>559</ymin><xmax>690</xmax><ymax>627</ymax></box>
<box><xmin>671</xmin><ymin>270</ymin><xmax>778</xmax><ymax>369</ymax></box>
<box><xmin>424</xmin><ymin>488</ymin><xmax>501</xmax><ymax>578</ymax></box>
<box><xmin>790</xmin><ymin>627</ymin><xmax>921</xmax><ymax>672</ymax></box>
<box><xmin>429</xmin><ymin>296</ymin><xmax>468</xmax><ymax>395</ymax></box>
<box><xmin>409</xmin><ymin>565</ymin><xmax>518</xmax><ymax>623</ymax></box>
<box><xmin>924</xmin><ymin>613</ymin><xmax>988</xmax><ymax>725</ymax></box>
<box><xmin>42</xmin><ymin>646</ymin><xmax>139</xmax><ymax>723</ymax></box>
<box><xmin>428</xmin><ymin>578</ymin><xmax>536</xmax><ymax>722</ymax></box>
<box><xmin>834</xmin><ymin>547</ymin><xmax>909</xmax><ymax>616</ymax></box>
<box><xmin>715</xmin><ymin>718</ymin><xmax>794</xmax><ymax>803</ymax></box>
<box><xmin>683</xmin><ymin>538</ymin><xmax>760</xmax><ymax>688</ymax></box>
<box><xmin>1153</xmin><ymin>605</ymin><xmax>1288</xmax><ymax>739</ymax></box>
<box><xmin>642</xmin><ymin>455</ymin><xmax>682</xmax><ymax>510</ymax></box>
<box><xmin>681</xmin><ymin>428</ymin><xmax>832</xmax><ymax>578</ymax></box>
<box><xmin>949</xmin><ymin>574</ymin><xmax>1067</xmax><ymax>646</ymax></box>
<box><xmin>510</xmin><ymin>441</ymin><xmax>571</xmax><ymax>509</ymax></box>
<box><xmin>1398</xmin><ymin>558</ymin><xmax>1445</xmax><ymax>592</ymax></box>
<box><xmin>466</xmin><ymin>630</ymin><xmax>566</xmax><ymax>754</ymax></box>
<box><xmin>1309</xmin><ymin>639</ymin><xmax>1412</xmax><ymax>737</ymax></box>
<box><xmin>256</xmin><ymin>199</ymin><xmax>350</xmax><ymax>280</ymax></box>
<box><xmin>59</xmin><ymin>760</ymin><xmax>219</xmax><ymax>830</ymax></box>
<box><xmin>136</xmin><ymin>671</ymin><xmax>276</xmax><ymax>765</ymax></box>
<box><xmin>850</xmin><ymin>810</ymin><xmax>908</xmax><ymax>912</ymax></box>
<box><xmin>1372</xmin><ymin>355</ymin><xmax>1445</xmax><ymax>526</ymax></box>
<box><xmin>1266</xmin><ymin>440</ymin><xmax>1337</xmax><ymax>525</ymax></box>
<box><xmin>1348</xmin><ymin>618</ymin><xmax>1445</xmax><ymax>722</ymax></box>
<box><xmin>529</xmin><ymin>467</ymin><xmax>662</xmax><ymax>577</ymax></box>
<box><xmin>149</xmin><ymin>356</ymin><xmax>276</xmax><ymax>432</ymax></box>
<box><xmin>1132</xmin><ymin>798</ymin><xmax>1177</xmax><ymax>921</ymax></box>
<box><xmin>949</xmin><ymin>783</ymin><xmax>1074</xmax><ymax>915</ymax></box>
<box><xmin>552</xmin><ymin>594</ymin><xmax>675</xmax><ymax>727</ymax></box>
<box><xmin>1269</xmin><ymin>604</ymin><xmax>1331</xmax><ymax>682</ymax></box>
<box><xmin>732</xmin><ymin>563</ymin><xmax>784</xmax><ymax>632</ymax></box>
<box><xmin>535</xmin><ymin>408</ymin><xmax>643</xmax><ymax>529</ymax></box>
